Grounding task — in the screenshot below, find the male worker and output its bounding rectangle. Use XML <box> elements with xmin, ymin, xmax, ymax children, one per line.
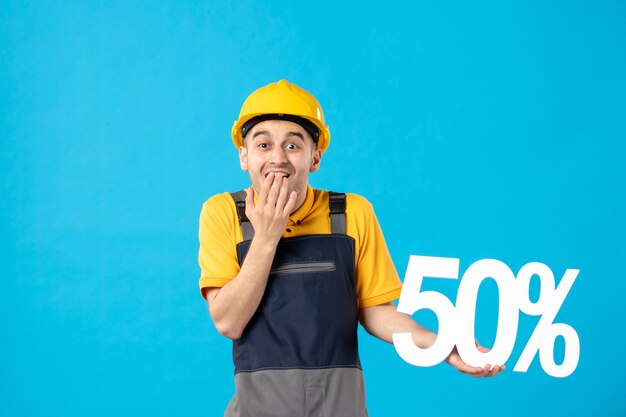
<box><xmin>198</xmin><ymin>80</ymin><xmax>502</xmax><ymax>417</ymax></box>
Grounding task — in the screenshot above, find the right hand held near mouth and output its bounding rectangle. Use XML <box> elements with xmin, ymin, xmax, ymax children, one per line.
<box><xmin>245</xmin><ymin>172</ymin><xmax>298</xmax><ymax>245</ymax></box>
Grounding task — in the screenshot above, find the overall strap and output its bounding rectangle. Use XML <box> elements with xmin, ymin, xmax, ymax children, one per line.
<box><xmin>230</xmin><ymin>190</ymin><xmax>347</xmax><ymax>238</ymax></box>
<box><xmin>328</xmin><ymin>192</ymin><xmax>347</xmax><ymax>234</ymax></box>
<box><xmin>230</xmin><ymin>190</ymin><xmax>255</xmax><ymax>241</ymax></box>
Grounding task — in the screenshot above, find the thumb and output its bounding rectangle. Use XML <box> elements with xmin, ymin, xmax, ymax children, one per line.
<box><xmin>245</xmin><ymin>186</ymin><xmax>255</xmax><ymax>217</ymax></box>
<box><xmin>475</xmin><ymin>340</ymin><xmax>491</xmax><ymax>353</ymax></box>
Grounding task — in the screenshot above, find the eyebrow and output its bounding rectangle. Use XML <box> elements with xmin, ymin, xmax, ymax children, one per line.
<box><xmin>252</xmin><ymin>130</ymin><xmax>270</xmax><ymax>139</ymax></box>
<box><xmin>286</xmin><ymin>131</ymin><xmax>305</xmax><ymax>141</ymax></box>
<box><xmin>251</xmin><ymin>130</ymin><xmax>305</xmax><ymax>141</ymax></box>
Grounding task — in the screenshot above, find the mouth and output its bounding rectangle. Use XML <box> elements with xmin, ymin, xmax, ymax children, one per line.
<box><xmin>264</xmin><ymin>171</ymin><xmax>291</xmax><ymax>178</ymax></box>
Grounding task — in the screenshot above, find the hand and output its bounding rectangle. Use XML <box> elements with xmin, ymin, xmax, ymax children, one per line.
<box><xmin>445</xmin><ymin>343</ymin><xmax>505</xmax><ymax>378</ymax></box>
<box><xmin>245</xmin><ymin>173</ymin><xmax>298</xmax><ymax>244</ymax></box>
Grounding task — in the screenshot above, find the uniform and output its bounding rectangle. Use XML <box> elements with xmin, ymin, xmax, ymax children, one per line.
<box><xmin>198</xmin><ymin>186</ymin><xmax>402</xmax><ymax>416</ymax></box>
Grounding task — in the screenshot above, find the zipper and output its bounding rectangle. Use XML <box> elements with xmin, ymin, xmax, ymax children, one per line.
<box><xmin>270</xmin><ymin>261</ymin><xmax>336</xmax><ymax>275</ymax></box>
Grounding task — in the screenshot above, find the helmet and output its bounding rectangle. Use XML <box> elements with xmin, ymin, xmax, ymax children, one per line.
<box><xmin>231</xmin><ymin>80</ymin><xmax>331</xmax><ymax>153</ymax></box>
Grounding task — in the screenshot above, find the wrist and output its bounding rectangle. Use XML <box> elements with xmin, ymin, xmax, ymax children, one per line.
<box><xmin>250</xmin><ymin>234</ymin><xmax>280</xmax><ymax>253</ymax></box>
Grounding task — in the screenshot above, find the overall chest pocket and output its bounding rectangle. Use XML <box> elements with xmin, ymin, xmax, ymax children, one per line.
<box><xmin>270</xmin><ymin>261</ymin><xmax>336</xmax><ymax>276</ymax></box>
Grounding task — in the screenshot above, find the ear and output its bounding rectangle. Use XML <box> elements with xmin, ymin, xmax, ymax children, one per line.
<box><xmin>239</xmin><ymin>146</ymin><xmax>248</xmax><ymax>172</ymax></box>
<box><xmin>309</xmin><ymin>148</ymin><xmax>322</xmax><ymax>173</ymax></box>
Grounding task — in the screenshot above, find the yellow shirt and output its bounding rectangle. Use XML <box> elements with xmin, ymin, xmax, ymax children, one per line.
<box><xmin>198</xmin><ymin>185</ymin><xmax>402</xmax><ymax>308</ymax></box>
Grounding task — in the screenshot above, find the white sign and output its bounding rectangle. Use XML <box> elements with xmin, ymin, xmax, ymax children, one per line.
<box><xmin>392</xmin><ymin>255</ymin><xmax>580</xmax><ymax>378</ymax></box>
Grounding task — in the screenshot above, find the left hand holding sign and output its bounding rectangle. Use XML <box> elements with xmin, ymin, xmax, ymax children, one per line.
<box><xmin>445</xmin><ymin>343</ymin><xmax>505</xmax><ymax>378</ymax></box>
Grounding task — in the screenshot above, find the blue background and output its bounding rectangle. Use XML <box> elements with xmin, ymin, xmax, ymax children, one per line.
<box><xmin>2</xmin><ymin>0</ymin><xmax>625</xmax><ymax>416</ymax></box>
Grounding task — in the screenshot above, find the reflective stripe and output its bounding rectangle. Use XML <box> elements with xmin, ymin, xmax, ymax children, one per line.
<box><xmin>225</xmin><ymin>368</ymin><xmax>369</xmax><ymax>417</ymax></box>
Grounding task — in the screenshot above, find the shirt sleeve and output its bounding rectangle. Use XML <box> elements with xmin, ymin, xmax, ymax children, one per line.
<box><xmin>197</xmin><ymin>193</ymin><xmax>242</xmax><ymax>299</ymax></box>
<box><xmin>347</xmin><ymin>194</ymin><xmax>403</xmax><ymax>308</ymax></box>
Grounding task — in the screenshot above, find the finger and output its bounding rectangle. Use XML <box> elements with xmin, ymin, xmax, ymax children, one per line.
<box><xmin>274</xmin><ymin>176</ymin><xmax>290</xmax><ymax>213</ymax></box>
<box><xmin>462</xmin><ymin>365</ymin><xmax>484</xmax><ymax>378</ymax></box>
<box><xmin>449</xmin><ymin>355</ymin><xmax>483</xmax><ymax>375</ymax></box>
<box><xmin>244</xmin><ymin>186</ymin><xmax>255</xmax><ymax>219</ymax></box>
<box><xmin>257</xmin><ymin>172</ymin><xmax>275</xmax><ymax>206</ymax></box>
<box><xmin>491</xmin><ymin>364</ymin><xmax>505</xmax><ymax>376</ymax></box>
<box><xmin>475</xmin><ymin>339</ymin><xmax>490</xmax><ymax>353</ymax></box>
<box><xmin>484</xmin><ymin>366</ymin><xmax>498</xmax><ymax>378</ymax></box>
<box><xmin>476</xmin><ymin>345</ymin><xmax>491</xmax><ymax>353</ymax></box>
<box><xmin>282</xmin><ymin>190</ymin><xmax>298</xmax><ymax>217</ymax></box>
<box><xmin>266</xmin><ymin>173</ymin><xmax>283</xmax><ymax>207</ymax></box>
<box><xmin>481</xmin><ymin>364</ymin><xmax>493</xmax><ymax>377</ymax></box>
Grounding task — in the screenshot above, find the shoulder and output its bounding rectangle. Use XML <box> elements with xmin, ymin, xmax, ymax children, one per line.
<box><xmin>344</xmin><ymin>193</ymin><xmax>375</xmax><ymax>224</ymax></box>
<box><xmin>345</xmin><ymin>193</ymin><xmax>374</xmax><ymax>212</ymax></box>
<box><xmin>330</xmin><ymin>191</ymin><xmax>377</xmax><ymax>234</ymax></box>
<box><xmin>312</xmin><ymin>189</ymin><xmax>373</xmax><ymax>211</ymax></box>
<box><xmin>200</xmin><ymin>192</ymin><xmax>238</xmax><ymax>225</ymax></box>
<box><xmin>203</xmin><ymin>192</ymin><xmax>236</xmax><ymax>210</ymax></box>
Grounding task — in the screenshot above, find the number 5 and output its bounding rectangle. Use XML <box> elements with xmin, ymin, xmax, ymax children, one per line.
<box><xmin>393</xmin><ymin>255</ymin><xmax>459</xmax><ymax>367</ymax></box>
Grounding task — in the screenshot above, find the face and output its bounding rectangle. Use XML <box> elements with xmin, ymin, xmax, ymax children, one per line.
<box><xmin>239</xmin><ymin>119</ymin><xmax>322</xmax><ymax>209</ymax></box>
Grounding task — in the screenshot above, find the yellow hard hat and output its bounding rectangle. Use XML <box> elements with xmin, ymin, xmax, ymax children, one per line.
<box><xmin>231</xmin><ymin>80</ymin><xmax>331</xmax><ymax>153</ymax></box>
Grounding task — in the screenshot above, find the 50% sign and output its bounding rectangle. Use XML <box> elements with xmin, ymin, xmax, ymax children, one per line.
<box><xmin>393</xmin><ymin>256</ymin><xmax>580</xmax><ymax>377</ymax></box>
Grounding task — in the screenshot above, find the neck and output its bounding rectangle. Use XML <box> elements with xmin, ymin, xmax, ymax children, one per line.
<box><xmin>291</xmin><ymin>184</ymin><xmax>309</xmax><ymax>214</ymax></box>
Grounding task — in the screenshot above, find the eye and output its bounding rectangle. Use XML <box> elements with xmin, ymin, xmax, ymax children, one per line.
<box><xmin>257</xmin><ymin>142</ymin><xmax>270</xmax><ymax>149</ymax></box>
<box><xmin>285</xmin><ymin>143</ymin><xmax>299</xmax><ymax>151</ymax></box>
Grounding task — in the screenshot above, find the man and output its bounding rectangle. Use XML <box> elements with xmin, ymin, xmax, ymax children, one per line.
<box><xmin>198</xmin><ymin>80</ymin><xmax>502</xmax><ymax>417</ymax></box>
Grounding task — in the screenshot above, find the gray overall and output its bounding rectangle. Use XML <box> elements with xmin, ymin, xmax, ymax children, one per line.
<box><xmin>224</xmin><ymin>191</ymin><xmax>368</xmax><ymax>417</ymax></box>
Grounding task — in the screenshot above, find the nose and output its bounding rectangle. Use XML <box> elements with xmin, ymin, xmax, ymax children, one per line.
<box><xmin>269</xmin><ymin>146</ymin><xmax>288</xmax><ymax>164</ymax></box>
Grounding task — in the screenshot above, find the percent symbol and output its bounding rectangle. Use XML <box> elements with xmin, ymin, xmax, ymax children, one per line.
<box><xmin>513</xmin><ymin>263</ymin><xmax>580</xmax><ymax>378</ymax></box>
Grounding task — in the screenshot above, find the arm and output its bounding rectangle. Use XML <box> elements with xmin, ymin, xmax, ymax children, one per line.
<box><xmin>359</xmin><ymin>302</ymin><xmax>504</xmax><ymax>378</ymax></box>
<box><xmin>205</xmin><ymin>173</ymin><xmax>297</xmax><ymax>340</ymax></box>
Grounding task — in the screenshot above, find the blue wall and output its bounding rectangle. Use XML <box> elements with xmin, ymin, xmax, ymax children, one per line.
<box><xmin>2</xmin><ymin>1</ymin><xmax>624</xmax><ymax>415</ymax></box>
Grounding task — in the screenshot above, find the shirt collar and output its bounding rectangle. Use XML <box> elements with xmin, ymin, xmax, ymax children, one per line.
<box><xmin>288</xmin><ymin>185</ymin><xmax>314</xmax><ymax>225</ymax></box>
<box><xmin>250</xmin><ymin>184</ymin><xmax>314</xmax><ymax>226</ymax></box>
